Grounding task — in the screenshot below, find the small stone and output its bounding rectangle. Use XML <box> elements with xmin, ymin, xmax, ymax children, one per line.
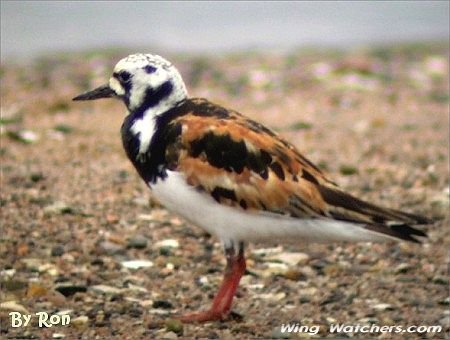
<box><xmin>197</xmin><ymin>276</ymin><xmax>209</xmax><ymax>286</ymax></box>
<box><xmin>21</xmin><ymin>258</ymin><xmax>42</xmax><ymax>271</ymax></box>
<box><xmin>46</xmin><ymin>291</ymin><xmax>67</xmax><ymax>307</ymax></box>
<box><xmin>357</xmin><ymin>317</ymin><xmax>379</xmax><ymax>324</ymax></box>
<box><xmin>270</xmin><ymin>326</ymin><xmax>291</xmax><ymax>339</ymax></box>
<box><xmin>99</xmin><ymin>241</ymin><xmax>124</xmax><ymax>255</ymax></box>
<box><xmin>106</xmin><ymin>214</ymin><xmax>119</xmax><ymax>224</ymax></box>
<box><xmin>320</xmin><ymin>291</ymin><xmax>345</xmax><ymax>306</ymax></box>
<box><xmin>137</xmin><ymin>214</ymin><xmax>154</xmax><ymax>221</ymax></box>
<box><xmin>132</xmin><ymin>196</ymin><xmax>150</xmax><ymax>207</ymax></box>
<box><xmin>282</xmin><ymin>269</ymin><xmax>307</xmax><ymax>281</ymax></box>
<box><xmin>153</xmin><ymin>300</ymin><xmax>173</xmax><ymax>309</ymax></box>
<box><xmin>121</xmin><ymin>260</ymin><xmax>154</xmax><ymax>269</ymax></box>
<box><xmin>43</xmin><ymin>201</ymin><xmax>74</xmax><ymax>216</ymax></box>
<box><xmin>154</xmin><ymin>239</ymin><xmax>179</xmax><ymax>249</ymax></box>
<box><xmin>55</xmin><ymin>284</ymin><xmax>87</xmax><ymax>297</ymax></box>
<box><xmin>8</xmin><ymin>129</ymin><xmax>39</xmax><ymax>144</ymax></box>
<box><xmin>371</xmin><ymin>303</ymin><xmax>395</xmax><ymax>311</ymax></box>
<box><xmin>30</xmin><ymin>172</ymin><xmax>44</xmax><ymax>182</ymax></box>
<box><xmin>0</xmin><ymin>268</ymin><xmax>16</xmax><ymax>277</ymax></box>
<box><xmin>52</xmin><ymin>333</ymin><xmax>66</xmax><ymax>339</ymax></box>
<box><xmin>162</xmin><ymin>331</ymin><xmax>178</xmax><ymax>340</ymax></box>
<box><xmin>90</xmin><ymin>284</ymin><xmax>123</xmax><ymax>295</ymax></box>
<box><xmin>438</xmin><ymin>297</ymin><xmax>449</xmax><ymax>306</ymax></box>
<box><xmin>394</xmin><ymin>263</ymin><xmax>412</xmax><ymax>274</ymax></box>
<box><xmin>1</xmin><ymin>279</ymin><xmax>27</xmax><ymax>291</ymax></box>
<box><xmin>432</xmin><ymin>276</ymin><xmax>448</xmax><ymax>285</ymax></box>
<box><xmin>38</xmin><ymin>263</ymin><xmax>59</xmax><ymax>276</ymax></box>
<box><xmin>71</xmin><ymin>315</ymin><xmax>88</xmax><ymax>328</ymax></box>
<box><xmin>27</xmin><ymin>283</ymin><xmax>49</xmax><ymax>298</ymax></box>
<box><xmin>339</xmin><ymin>164</ymin><xmax>358</xmax><ymax>176</ymax></box>
<box><xmin>126</xmin><ymin>284</ymin><xmax>148</xmax><ymax>293</ymax></box>
<box><xmin>51</xmin><ymin>245</ymin><xmax>65</xmax><ymax>257</ymax></box>
<box><xmin>267</xmin><ymin>252</ymin><xmax>310</xmax><ymax>266</ymax></box>
<box><xmin>0</xmin><ymin>300</ymin><xmax>30</xmax><ymax>314</ymax></box>
<box><xmin>159</xmin><ymin>247</ymin><xmax>172</xmax><ymax>256</ymax></box>
<box><xmin>300</xmin><ymin>287</ymin><xmax>318</xmax><ymax>297</ymax></box>
<box><xmin>165</xmin><ymin>319</ymin><xmax>184</xmax><ymax>335</ymax></box>
<box><xmin>127</xmin><ymin>235</ymin><xmax>148</xmax><ymax>249</ymax></box>
<box><xmin>259</xmin><ymin>292</ymin><xmax>286</xmax><ymax>301</ymax></box>
<box><xmin>53</xmin><ymin>124</ymin><xmax>73</xmax><ymax>134</ymax></box>
<box><xmin>439</xmin><ymin>315</ymin><xmax>450</xmax><ymax>327</ymax></box>
<box><xmin>252</xmin><ymin>246</ymin><xmax>283</xmax><ymax>256</ymax></box>
<box><xmin>139</xmin><ymin>300</ymin><xmax>153</xmax><ymax>307</ymax></box>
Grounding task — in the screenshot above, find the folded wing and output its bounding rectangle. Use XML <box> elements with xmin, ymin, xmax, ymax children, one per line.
<box><xmin>164</xmin><ymin>99</ymin><xmax>430</xmax><ymax>243</ymax></box>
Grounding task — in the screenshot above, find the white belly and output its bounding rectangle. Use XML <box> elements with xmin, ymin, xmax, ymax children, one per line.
<box><xmin>150</xmin><ymin>171</ymin><xmax>393</xmax><ymax>244</ymax></box>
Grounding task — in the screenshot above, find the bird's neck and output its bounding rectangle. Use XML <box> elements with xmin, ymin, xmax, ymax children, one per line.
<box><xmin>128</xmin><ymin>83</ymin><xmax>187</xmax><ymax>155</ymax></box>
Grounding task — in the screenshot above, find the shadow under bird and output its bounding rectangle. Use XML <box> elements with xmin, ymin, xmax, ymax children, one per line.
<box><xmin>73</xmin><ymin>53</ymin><xmax>431</xmax><ymax>322</ymax></box>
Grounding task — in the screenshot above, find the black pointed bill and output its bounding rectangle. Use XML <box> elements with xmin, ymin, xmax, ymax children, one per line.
<box><xmin>72</xmin><ymin>84</ymin><xmax>116</xmax><ymax>101</ymax></box>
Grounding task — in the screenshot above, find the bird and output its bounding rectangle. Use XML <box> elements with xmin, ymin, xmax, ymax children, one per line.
<box><xmin>73</xmin><ymin>53</ymin><xmax>431</xmax><ymax>323</ymax></box>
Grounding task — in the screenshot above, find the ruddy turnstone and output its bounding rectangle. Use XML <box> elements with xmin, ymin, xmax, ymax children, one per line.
<box><xmin>73</xmin><ymin>53</ymin><xmax>431</xmax><ymax>323</ymax></box>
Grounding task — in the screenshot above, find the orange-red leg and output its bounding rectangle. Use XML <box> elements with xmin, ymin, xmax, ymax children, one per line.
<box><xmin>178</xmin><ymin>242</ymin><xmax>246</xmax><ymax>322</ymax></box>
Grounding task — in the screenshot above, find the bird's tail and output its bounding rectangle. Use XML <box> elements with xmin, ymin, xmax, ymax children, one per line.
<box><xmin>318</xmin><ymin>185</ymin><xmax>431</xmax><ymax>243</ymax></box>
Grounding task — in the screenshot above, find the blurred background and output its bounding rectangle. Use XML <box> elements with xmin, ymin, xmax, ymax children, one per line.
<box><xmin>1</xmin><ymin>1</ymin><xmax>449</xmax><ymax>61</ymax></box>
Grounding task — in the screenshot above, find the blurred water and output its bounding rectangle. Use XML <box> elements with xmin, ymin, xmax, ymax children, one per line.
<box><xmin>1</xmin><ymin>1</ymin><xmax>449</xmax><ymax>61</ymax></box>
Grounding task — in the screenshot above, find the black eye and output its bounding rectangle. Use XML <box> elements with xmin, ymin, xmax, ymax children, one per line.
<box><xmin>144</xmin><ymin>65</ymin><xmax>157</xmax><ymax>74</ymax></box>
<box><xmin>117</xmin><ymin>71</ymin><xmax>131</xmax><ymax>83</ymax></box>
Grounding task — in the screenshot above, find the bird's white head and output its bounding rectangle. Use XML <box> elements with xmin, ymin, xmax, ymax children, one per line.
<box><xmin>73</xmin><ymin>53</ymin><xmax>188</xmax><ymax>116</ymax></box>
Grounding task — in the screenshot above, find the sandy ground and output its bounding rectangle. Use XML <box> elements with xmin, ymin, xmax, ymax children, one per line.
<box><xmin>1</xmin><ymin>45</ymin><xmax>449</xmax><ymax>339</ymax></box>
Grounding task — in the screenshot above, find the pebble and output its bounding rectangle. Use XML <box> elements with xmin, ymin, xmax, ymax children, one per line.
<box><xmin>270</xmin><ymin>326</ymin><xmax>291</xmax><ymax>339</ymax></box>
<box><xmin>0</xmin><ymin>268</ymin><xmax>16</xmax><ymax>277</ymax></box>
<box><xmin>43</xmin><ymin>201</ymin><xmax>74</xmax><ymax>215</ymax></box>
<box><xmin>38</xmin><ymin>263</ymin><xmax>59</xmax><ymax>276</ymax></box>
<box><xmin>432</xmin><ymin>276</ymin><xmax>448</xmax><ymax>285</ymax></box>
<box><xmin>161</xmin><ymin>331</ymin><xmax>178</xmax><ymax>339</ymax></box>
<box><xmin>99</xmin><ymin>241</ymin><xmax>124</xmax><ymax>255</ymax></box>
<box><xmin>51</xmin><ymin>245</ymin><xmax>65</xmax><ymax>257</ymax></box>
<box><xmin>300</xmin><ymin>287</ymin><xmax>318</xmax><ymax>297</ymax></box>
<box><xmin>55</xmin><ymin>284</ymin><xmax>87</xmax><ymax>297</ymax></box>
<box><xmin>2</xmin><ymin>280</ymin><xmax>27</xmax><ymax>291</ymax></box>
<box><xmin>438</xmin><ymin>297</ymin><xmax>449</xmax><ymax>306</ymax></box>
<box><xmin>137</xmin><ymin>214</ymin><xmax>154</xmax><ymax>221</ymax></box>
<box><xmin>252</xmin><ymin>246</ymin><xmax>283</xmax><ymax>255</ymax></box>
<box><xmin>165</xmin><ymin>319</ymin><xmax>184</xmax><ymax>335</ymax></box>
<box><xmin>154</xmin><ymin>239</ymin><xmax>179</xmax><ymax>249</ymax></box>
<box><xmin>8</xmin><ymin>129</ymin><xmax>39</xmax><ymax>144</ymax></box>
<box><xmin>27</xmin><ymin>283</ymin><xmax>49</xmax><ymax>298</ymax></box>
<box><xmin>282</xmin><ymin>269</ymin><xmax>307</xmax><ymax>281</ymax></box>
<box><xmin>0</xmin><ymin>300</ymin><xmax>30</xmax><ymax>314</ymax></box>
<box><xmin>121</xmin><ymin>260</ymin><xmax>154</xmax><ymax>269</ymax></box>
<box><xmin>267</xmin><ymin>252</ymin><xmax>310</xmax><ymax>266</ymax></box>
<box><xmin>52</xmin><ymin>333</ymin><xmax>66</xmax><ymax>339</ymax></box>
<box><xmin>357</xmin><ymin>317</ymin><xmax>379</xmax><ymax>324</ymax></box>
<box><xmin>132</xmin><ymin>196</ymin><xmax>149</xmax><ymax>207</ymax></box>
<box><xmin>197</xmin><ymin>276</ymin><xmax>209</xmax><ymax>286</ymax></box>
<box><xmin>90</xmin><ymin>284</ymin><xmax>123</xmax><ymax>295</ymax></box>
<box><xmin>371</xmin><ymin>303</ymin><xmax>395</xmax><ymax>311</ymax></box>
<box><xmin>258</xmin><ymin>292</ymin><xmax>286</xmax><ymax>301</ymax></box>
<box><xmin>56</xmin><ymin>310</ymin><xmax>73</xmax><ymax>316</ymax></box>
<box><xmin>71</xmin><ymin>315</ymin><xmax>89</xmax><ymax>328</ymax></box>
<box><xmin>127</xmin><ymin>235</ymin><xmax>148</xmax><ymax>249</ymax></box>
<box><xmin>394</xmin><ymin>263</ymin><xmax>412</xmax><ymax>274</ymax></box>
<box><xmin>153</xmin><ymin>300</ymin><xmax>173</xmax><ymax>309</ymax></box>
<box><xmin>21</xmin><ymin>258</ymin><xmax>42</xmax><ymax>271</ymax></box>
<box><xmin>126</xmin><ymin>283</ymin><xmax>148</xmax><ymax>293</ymax></box>
<box><xmin>439</xmin><ymin>315</ymin><xmax>450</xmax><ymax>327</ymax></box>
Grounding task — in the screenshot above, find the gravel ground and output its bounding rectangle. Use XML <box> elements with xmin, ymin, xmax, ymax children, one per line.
<box><xmin>1</xmin><ymin>45</ymin><xmax>449</xmax><ymax>339</ymax></box>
